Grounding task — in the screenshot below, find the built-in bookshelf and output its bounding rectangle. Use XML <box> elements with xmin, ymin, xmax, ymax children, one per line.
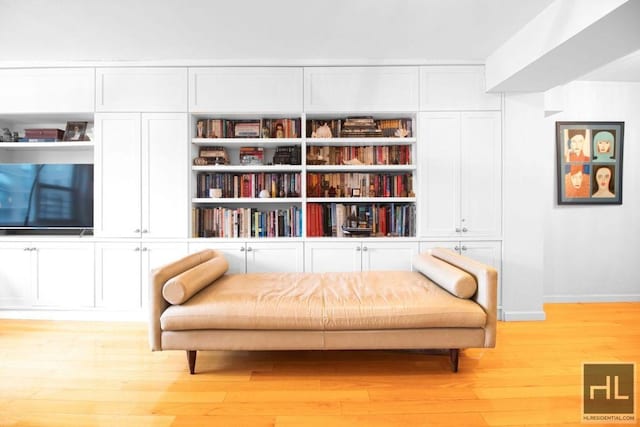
<box><xmin>190</xmin><ymin>114</ymin><xmax>417</xmax><ymax>239</ymax></box>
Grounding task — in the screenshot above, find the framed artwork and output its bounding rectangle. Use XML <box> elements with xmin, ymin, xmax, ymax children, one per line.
<box><xmin>63</xmin><ymin>121</ymin><xmax>88</xmax><ymax>141</ymax></box>
<box><xmin>556</xmin><ymin>121</ymin><xmax>624</xmax><ymax>205</ymax></box>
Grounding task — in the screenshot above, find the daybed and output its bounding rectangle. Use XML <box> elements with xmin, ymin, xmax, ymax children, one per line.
<box><xmin>149</xmin><ymin>247</ymin><xmax>497</xmax><ymax>373</ymax></box>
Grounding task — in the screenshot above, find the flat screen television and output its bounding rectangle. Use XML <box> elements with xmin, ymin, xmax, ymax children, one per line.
<box><xmin>0</xmin><ymin>163</ymin><xmax>93</xmax><ymax>231</ymax></box>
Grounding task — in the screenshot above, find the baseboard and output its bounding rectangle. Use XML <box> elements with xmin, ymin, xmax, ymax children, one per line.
<box><xmin>502</xmin><ymin>310</ymin><xmax>547</xmax><ymax>321</ymax></box>
<box><xmin>545</xmin><ymin>294</ymin><xmax>640</xmax><ymax>303</ymax></box>
<box><xmin>0</xmin><ymin>309</ymin><xmax>146</xmax><ymax>322</ymax></box>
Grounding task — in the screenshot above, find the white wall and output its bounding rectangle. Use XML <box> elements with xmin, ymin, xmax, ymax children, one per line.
<box><xmin>543</xmin><ymin>81</ymin><xmax>640</xmax><ymax>301</ymax></box>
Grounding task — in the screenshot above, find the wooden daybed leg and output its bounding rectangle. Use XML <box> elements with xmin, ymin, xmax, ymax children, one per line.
<box><xmin>449</xmin><ymin>349</ymin><xmax>459</xmax><ymax>373</ymax></box>
<box><xmin>187</xmin><ymin>350</ymin><xmax>197</xmax><ymax>374</ymax></box>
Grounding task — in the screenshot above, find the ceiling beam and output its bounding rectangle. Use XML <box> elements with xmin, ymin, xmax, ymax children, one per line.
<box><xmin>485</xmin><ymin>0</ymin><xmax>640</xmax><ymax>92</ymax></box>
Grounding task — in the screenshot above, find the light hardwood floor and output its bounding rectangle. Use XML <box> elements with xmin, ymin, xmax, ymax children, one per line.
<box><xmin>1</xmin><ymin>303</ymin><xmax>638</xmax><ymax>426</ymax></box>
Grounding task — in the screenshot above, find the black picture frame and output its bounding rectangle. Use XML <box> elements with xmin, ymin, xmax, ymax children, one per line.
<box><xmin>63</xmin><ymin>121</ymin><xmax>88</xmax><ymax>142</ymax></box>
<box><xmin>556</xmin><ymin>121</ymin><xmax>624</xmax><ymax>205</ymax></box>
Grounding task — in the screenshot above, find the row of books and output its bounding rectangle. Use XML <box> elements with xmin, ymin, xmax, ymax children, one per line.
<box><xmin>306</xmin><ymin>203</ymin><xmax>416</xmax><ymax>237</ymax></box>
<box><xmin>307</xmin><ymin>173</ymin><xmax>413</xmax><ymax>198</ymax></box>
<box><xmin>193</xmin><ymin>206</ymin><xmax>302</xmax><ymax>238</ymax></box>
<box><xmin>306</xmin><ymin>145</ymin><xmax>412</xmax><ymax>166</ymax></box>
<box><xmin>196</xmin><ymin>172</ymin><xmax>302</xmax><ymax>198</ymax></box>
<box><xmin>306</xmin><ymin>117</ymin><xmax>413</xmax><ymax>138</ymax></box>
<box><xmin>195</xmin><ymin>118</ymin><xmax>301</xmax><ymax>139</ymax></box>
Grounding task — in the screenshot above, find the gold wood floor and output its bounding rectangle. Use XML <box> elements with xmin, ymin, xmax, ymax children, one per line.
<box><xmin>0</xmin><ymin>303</ymin><xmax>638</xmax><ymax>427</ymax></box>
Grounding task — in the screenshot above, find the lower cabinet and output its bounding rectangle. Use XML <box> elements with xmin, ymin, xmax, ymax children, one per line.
<box><xmin>0</xmin><ymin>241</ymin><xmax>94</xmax><ymax>309</ymax></box>
<box><xmin>304</xmin><ymin>240</ymin><xmax>419</xmax><ymax>272</ymax></box>
<box><xmin>188</xmin><ymin>241</ymin><xmax>304</xmax><ymax>274</ymax></box>
<box><xmin>95</xmin><ymin>241</ymin><xmax>188</xmax><ymax>310</ymax></box>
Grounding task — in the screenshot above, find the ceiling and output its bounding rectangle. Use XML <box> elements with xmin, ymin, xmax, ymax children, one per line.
<box><xmin>0</xmin><ymin>0</ymin><xmax>637</xmax><ymax>84</ymax></box>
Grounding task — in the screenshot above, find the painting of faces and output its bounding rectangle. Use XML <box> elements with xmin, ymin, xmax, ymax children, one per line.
<box><xmin>556</xmin><ymin>122</ymin><xmax>624</xmax><ymax>205</ymax></box>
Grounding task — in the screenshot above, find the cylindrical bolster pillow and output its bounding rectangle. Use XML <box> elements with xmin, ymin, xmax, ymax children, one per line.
<box><xmin>412</xmin><ymin>253</ymin><xmax>477</xmax><ymax>298</ymax></box>
<box><xmin>162</xmin><ymin>255</ymin><xmax>228</xmax><ymax>304</ymax></box>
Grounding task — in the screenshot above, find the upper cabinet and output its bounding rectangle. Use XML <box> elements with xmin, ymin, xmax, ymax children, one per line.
<box><xmin>0</xmin><ymin>68</ymin><xmax>94</xmax><ymax>113</ymax></box>
<box><xmin>96</xmin><ymin>67</ymin><xmax>188</xmax><ymax>112</ymax></box>
<box><xmin>419</xmin><ymin>66</ymin><xmax>500</xmax><ymax>111</ymax></box>
<box><xmin>304</xmin><ymin>67</ymin><xmax>419</xmax><ymax>112</ymax></box>
<box><xmin>189</xmin><ymin>67</ymin><xmax>303</xmax><ymax>113</ymax></box>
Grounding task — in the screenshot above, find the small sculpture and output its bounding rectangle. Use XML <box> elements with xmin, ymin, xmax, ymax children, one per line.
<box><xmin>311</xmin><ymin>123</ymin><xmax>332</xmax><ymax>138</ymax></box>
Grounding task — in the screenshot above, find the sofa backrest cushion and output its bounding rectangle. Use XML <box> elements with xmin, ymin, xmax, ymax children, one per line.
<box><xmin>162</xmin><ymin>255</ymin><xmax>229</xmax><ymax>304</ymax></box>
<box><xmin>412</xmin><ymin>252</ymin><xmax>477</xmax><ymax>298</ymax></box>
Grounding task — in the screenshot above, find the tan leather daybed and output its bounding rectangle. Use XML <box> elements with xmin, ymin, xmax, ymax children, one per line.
<box><xmin>149</xmin><ymin>247</ymin><xmax>497</xmax><ymax>373</ymax></box>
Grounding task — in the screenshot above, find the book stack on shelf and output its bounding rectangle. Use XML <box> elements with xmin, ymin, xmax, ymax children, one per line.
<box><xmin>307</xmin><ymin>172</ymin><xmax>413</xmax><ymax>198</ymax></box>
<box><xmin>18</xmin><ymin>128</ymin><xmax>65</xmax><ymax>142</ymax></box>
<box><xmin>306</xmin><ymin>145</ymin><xmax>412</xmax><ymax>165</ymax></box>
<box><xmin>239</xmin><ymin>147</ymin><xmax>264</xmax><ymax>165</ymax></box>
<box><xmin>196</xmin><ymin>172</ymin><xmax>301</xmax><ymax>198</ymax></box>
<box><xmin>273</xmin><ymin>146</ymin><xmax>301</xmax><ymax>165</ymax></box>
<box><xmin>193</xmin><ymin>206</ymin><xmax>302</xmax><ymax>238</ymax></box>
<box><xmin>193</xmin><ymin>146</ymin><xmax>228</xmax><ymax>166</ymax></box>
<box><xmin>195</xmin><ymin>118</ymin><xmax>301</xmax><ymax>139</ymax></box>
<box><xmin>306</xmin><ymin>117</ymin><xmax>413</xmax><ymax>139</ymax></box>
<box><xmin>307</xmin><ymin>203</ymin><xmax>416</xmax><ymax>237</ymax></box>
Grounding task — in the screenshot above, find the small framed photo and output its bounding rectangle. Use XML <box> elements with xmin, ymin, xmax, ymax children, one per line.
<box><xmin>351</xmin><ymin>188</ymin><xmax>361</xmax><ymax>197</ymax></box>
<box><xmin>63</xmin><ymin>121</ymin><xmax>88</xmax><ymax>141</ymax></box>
<box><xmin>556</xmin><ymin>121</ymin><xmax>624</xmax><ymax>205</ymax></box>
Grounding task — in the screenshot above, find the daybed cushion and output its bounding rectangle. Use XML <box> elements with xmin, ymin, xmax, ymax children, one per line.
<box><xmin>412</xmin><ymin>253</ymin><xmax>477</xmax><ymax>298</ymax></box>
<box><xmin>160</xmin><ymin>271</ymin><xmax>486</xmax><ymax>331</ymax></box>
<box><xmin>162</xmin><ymin>255</ymin><xmax>228</xmax><ymax>305</ymax></box>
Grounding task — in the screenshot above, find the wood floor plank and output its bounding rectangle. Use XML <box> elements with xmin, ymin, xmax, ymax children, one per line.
<box><xmin>0</xmin><ymin>302</ymin><xmax>638</xmax><ymax>426</ymax></box>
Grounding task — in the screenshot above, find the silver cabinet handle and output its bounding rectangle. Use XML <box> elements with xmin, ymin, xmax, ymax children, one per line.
<box><xmin>134</xmin><ymin>229</ymin><xmax>141</xmax><ymax>233</ymax></box>
<box><xmin>455</xmin><ymin>227</ymin><xmax>461</xmax><ymax>232</ymax></box>
<box><xmin>461</xmin><ymin>245</ymin><xmax>467</xmax><ymax>251</ymax></box>
<box><xmin>240</xmin><ymin>247</ymin><xmax>245</xmax><ymax>252</ymax></box>
<box><xmin>356</xmin><ymin>246</ymin><xmax>361</xmax><ymax>251</ymax></box>
<box><xmin>462</xmin><ymin>227</ymin><xmax>468</xmax><ymax>233</ymax></box>
<box><xmin>362</xmin><ymin>246</ymin><xmax>368</xmax><ymax>252</ymax></box>
<box><xmin>142</xmin><ymin>247</ymin><xmax>148</xmax><ymax>252</ymax></box>
<box><xmin>246</xmin><ymin>247</ymin><xmax>252</xmax><ymax>252</ymax></box>
<box><xmin>142</xmin><ymin>229</ymin><xmax>148</xmax><ymax>234</ymax></box>
<box><xmin>134</xmin><ymin>247</ymin><xmax>141</xmax><ymax>251</ymax></box>
<box><xmin>454</xmin><ymin>245</ymin><xmax>460</xmax><ymax>252</ymax></box>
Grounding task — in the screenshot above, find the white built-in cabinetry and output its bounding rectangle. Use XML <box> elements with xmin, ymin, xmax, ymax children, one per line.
<box><xmin>0</xmin><ymin>64</ymin><xmax>504</xmax><ymax>318</ymax></box>
<box><xmin>418</xmin><ymin>111</ymin><xmax>501</xmax><ymax>238</ymax></box>
<box><xmin>94</xmin><ymin>112</ymin><xmax>188</xmax><ymax>238</ymax></box>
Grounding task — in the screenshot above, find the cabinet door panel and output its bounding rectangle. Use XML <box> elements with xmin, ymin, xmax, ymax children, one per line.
<box><xmin>0</xmin><ymin>243</ymin><xmax>33</xmax><ymax>307</ymax></box>
<box><xmin>188</xmin><ymin>242</ymin><xmax>247</xmax><ymax>274</ymax></box>
<box><xmin>419</xmin><ymin>66</ymin><xmax>500</xmax><ymax>111</ymax></box>
<box><xmin>460</xmin><ymin>112</ymin><xmax>502</xmax><ymax>238</ymax></box>
<box><xmin>304</xmin><ymin>67</ymin><xmax>419</xmax><ymax>112</ymax></box>
<box><xmin>189</xmin><ymin>67</ymin><xmax>302</xmax><ymax>113</ymax></box>
<box><xmin>419</xmin><ymin>112</ymin><xmax>461</xmax><ymax>237</ymax></box>
<box><xmin>0</xmin><ymin>68</ymin><xmax>94</xmax><ymax>113</ymax></box>
<box><xmin>35</xmin><ymin>243</ymin><xmax>94</xmax><ymax>308</ymax></box>
<box><xmin>96</xmin><ymin>67</ymin><xmax>187</xmax><ymax>112</ymax></box>
<box><xmin>304</xmin><ymin>241</ymin><xmax>361</xmax><ymax>272</ymax></box>
<box><xmin>96</xmin><ymin>243</ymin><xmax>142</xmax><ymax>310</ymax></box>
<box><xmin>94</xmin><ymin>113</ymin><xmax>142</xmax><ymax>237</ymax></box>
<box><xmin>361</xmin><ymin>241</ymin><xmax>418</xmax><ymax>271</ymax></box>
<box><xmin>246</xmin><ymin>242</ymin><xmax>304</xmax><ymax>273</ymax></box>
<box><xmin>142</xmin><ymin>113</ymin><xmax>188</xmax><ymax>238</ymax></box>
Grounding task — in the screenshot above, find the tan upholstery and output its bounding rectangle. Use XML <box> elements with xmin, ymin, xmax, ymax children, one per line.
<box><xmin>160</xmin><ymin>270</ymin><xmax>486</xmax><ymax>331</ymax></box>
<box><xmin>162</xmin><ymin>255</ymin><xmax>228</xmax><ymax>304</ymax></box>
<box><xmin>412</xmin><ymin>252</ymin><xmax>477</xmax><ymax>298</ymax></box>
<box><xmin>149</xmin><ymin>247</ymin><xmax>498</xmax><ymax>367</ymax></box>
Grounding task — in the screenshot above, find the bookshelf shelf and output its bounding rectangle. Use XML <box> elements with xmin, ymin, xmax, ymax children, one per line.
<box><xmin>192</xmin><ymin>138</ymin><xmax>301</xmax><ymax>148</ymax></box>
<box><xmin>192</xmin><ymin>165</ymin><xmax>302</xmax><ymax>173</ymax></box>
<box><xmin>0</xmin><ymin>141</ymin><xmax>94</xmax><ymax>151</ymax></box>
<box><xmin>306</xmin><ymin>137</ymin><xmax>416</xmax><ymax>146</ymax></box>
<box><xmin>307</xmin><ymin>197</ymin><xmax>417</xmax><ymax>203</ymax></box>
<box><xmin>306</xmin><ymin>164</ymin><xmax>416</xmax><ymax>172</ymax></box>
<box><xmin>192</xmin><ymin>197</ymin><xmax>303</xmax><ymax>204</ymax></box>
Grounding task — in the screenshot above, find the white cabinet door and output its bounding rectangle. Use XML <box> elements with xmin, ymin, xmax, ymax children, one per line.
<box><xmin>35</xmin><ymin>242</ymin><xmax>94</xmax><ymax>308</ymax></box>
<box><xmin>419</xmin><ymin>66</ymin><xmax>501</xmax><ymax>111</ymax></box>
<box><xmin>246</xmin><ymin>241</ymin><xmax>304</xmax><ymax>273</ymax></box>
<box><xmin>419</xmin><ymin>112</ymin><xmax>461</xmax><ymax>237</ymax></box>
<box><xmin>0</xmin><ymin>243</ymin><xmax>34</xmax><ymax>307</ymax></box>
<box><xmin>96</xmin><ymin>67</ymin><xmax>188</xmax><ymax>112</ymax></box>
<box><xmin>94</xmin><ymin>113</ymin><xmax>142</xmax><ymax>238</ymax></box>
<box><xmin>141</xmin><ymin>113</ymin><xmax>188</xmax><ymax>238</ymax></box>
<box><xmin>460</xmin><ymin>112</ymin><xmax>502</xmax><ymax>238</ymax></box>
<box><xmin>0</xmin><ymin>68</ymin><xmax>94</xmax><ymax>113</ymax></box>
<box><xmin>304</xmin><ymin>241</ymin><xmax>362</xmax><ymax>272</ymax></box>
<box><xmin>188</xmin><ymin>241</ymin><xmax>247</xmax><ymax>274</ymax></box>
<box><xmin>141</xmin><ymin>242</ymin><xmax>189</xmax><ymax>309</ymax></box>
<box><xmin>304</xmin><ymin>67</ymin><xmax>419</xmax><ymax>112</ymax></box>
<box><xmin>189</xmin><ymin>67</ymin><xmax>303</xmax><ymax>113</ymax></box>
<box><xmin>95</xmin><ymin>242</ymin><xmax>143</xmax><ymax>310</ymax></box>
<box><xmin>361</xmin><ymin>241</ymin><xmax>419</xmax><ymax>271</ymax></box>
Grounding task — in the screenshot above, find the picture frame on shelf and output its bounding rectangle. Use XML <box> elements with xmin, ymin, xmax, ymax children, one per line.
<box><xmin>63</xmin><ymin>121</ymin><xmax>88</xmax><ymax>141</ymax></box>
<box><xmin>556</xmin><ymin>121</ymin><xmax>624</xmax><ymax>205</ymax></box>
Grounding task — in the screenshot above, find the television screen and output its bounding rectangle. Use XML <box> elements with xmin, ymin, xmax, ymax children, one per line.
<box><xmin>0</xmin><ymin>164</ymin><xmax>93</xmax><ymax>229</ymax></box>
